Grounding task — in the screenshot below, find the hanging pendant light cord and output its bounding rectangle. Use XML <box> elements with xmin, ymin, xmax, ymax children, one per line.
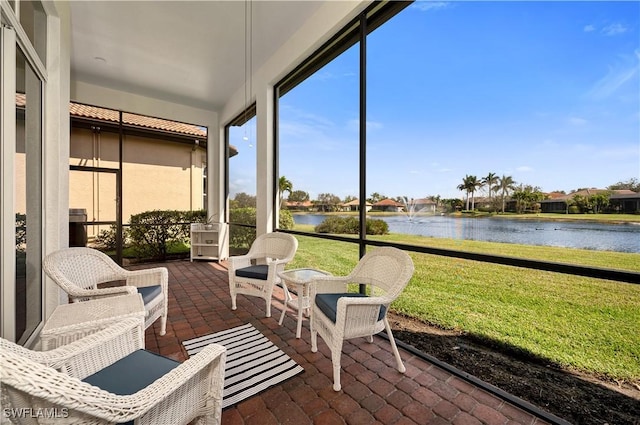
<box><xmin>243</xmin><ymin>0</ymin><xmax>253</xmax><ymax>145</ymax></box>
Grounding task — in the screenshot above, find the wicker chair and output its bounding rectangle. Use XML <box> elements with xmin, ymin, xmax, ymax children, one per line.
<box><xmin>228</xmin><ymin>233</ymin><xmax>298</xmax><ymax>317</ymax></box>
<box><xmin>310</xmin><ymin>247</ymin><xmax>415</xmax><ymax>391</ymax></box>
<box><xmin>0</xmin><ymin>318</ymin><xmax>226</xmax><ymax>425</ymax></box>
<box><xmin>43</xmin><ymin>247</ymin><xmax>169</xmax><ymax>335</ymax></box>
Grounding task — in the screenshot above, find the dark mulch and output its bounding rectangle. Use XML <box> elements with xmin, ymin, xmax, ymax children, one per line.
<box><xmin>388</xmin><ymin>312</ymin><xmax>640</xmax><ymax>425</ymax></box>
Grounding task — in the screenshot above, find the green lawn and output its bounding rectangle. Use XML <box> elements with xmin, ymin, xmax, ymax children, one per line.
<box><xmin>288</xmin><ymin>228</ymin><xmax>640</xmax><ymax>382</ymax></box>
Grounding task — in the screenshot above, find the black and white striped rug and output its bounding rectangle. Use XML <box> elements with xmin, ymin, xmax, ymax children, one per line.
<box><xmin>182</xmin><ymin>323</ymin><xmax>304</xmax><ymax>408</ymax></box>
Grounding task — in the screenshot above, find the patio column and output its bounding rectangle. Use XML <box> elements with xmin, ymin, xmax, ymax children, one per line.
<box><xmin>255</xmin><ymin>85</ymin><xmax>275</xmax><ymax>236</ymax></box>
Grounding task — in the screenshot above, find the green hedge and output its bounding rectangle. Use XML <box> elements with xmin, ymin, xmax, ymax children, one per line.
<box><xmin>229</xmin><ymin>208</ymin><xmax>295</xmax><ymax>251</ymax></box>
<box><xmin>315</xmin><ymin>216</ymin><xmax>388</xmax><ymax>235</ymax></box>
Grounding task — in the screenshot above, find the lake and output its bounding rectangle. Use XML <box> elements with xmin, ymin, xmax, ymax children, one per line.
<box><xmin>293</xmin><ymin>214</ymin><xmax>640</xmax><ymax>253</ymax></box>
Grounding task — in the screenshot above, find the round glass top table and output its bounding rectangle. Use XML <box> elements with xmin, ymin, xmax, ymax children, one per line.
<box><xmin>277</xmin><ymin>268</ymin><xmax>331</xmax><ymax>338</ymax></box>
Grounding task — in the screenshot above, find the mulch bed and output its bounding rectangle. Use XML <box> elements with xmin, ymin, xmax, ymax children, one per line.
<box><xmin>388</xmin><ymin>312</ymin><xmax>640</xmax><ymax>425</ymax></box>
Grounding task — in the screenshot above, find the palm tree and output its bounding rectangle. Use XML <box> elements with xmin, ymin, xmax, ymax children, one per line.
<box><xmin>457</xmin><ymin>181</ymin><xmax>470</xmax><ymax>211</ymax></box>
<box><xmin>497</xmin><ymin>175</ymin><xmax>516</xmax><ymax>213</ymax></box>
<box><xmin>457</xmin><ymin>175</ymin><xmax>480</xmax><ymax>211</ymax></box>
<box><xmin>278</xmin><ymin>176</ymin><xmax>293</xmax><ymax>209</ymax></box>
<box><xmin>467</xmin><ymin>175</ymin><xmax>481</xmax><ymax>210</ymax></box>
<box><xmin>482</xmin><ymin>172</ymin><xmax>499</xmax><ymax>207</ymax></box>
<box><xmin>429</xmin><ymin>195</ymin><xmax>441</xmax><ymax>212</ymax></box>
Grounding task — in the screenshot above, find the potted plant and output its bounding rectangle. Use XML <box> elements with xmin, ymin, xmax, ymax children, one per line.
<box><xmin>203</xmin><ymin>214</ymin><xmax>217</xmax><ymax>230</ymax></box>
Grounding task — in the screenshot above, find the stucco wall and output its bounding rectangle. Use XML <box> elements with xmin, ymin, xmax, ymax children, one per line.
<box><xmin>69</xmin><ymin>126</ymin><xmax>206</xmax><ymax>238</ymax></box>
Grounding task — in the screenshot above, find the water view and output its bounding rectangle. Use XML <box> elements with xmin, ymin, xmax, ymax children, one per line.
<box><xmin>293</xmin><ymin>214</ymin><xmax>640</xmax><ymax>253</ymax></box>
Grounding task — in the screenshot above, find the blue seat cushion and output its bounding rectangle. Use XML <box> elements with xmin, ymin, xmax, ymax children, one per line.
<box><xmin>83</xmin><ymin>349</ymin><xmax>180</xmax><ymax>425</ymax></box>
<box><xmin>83</xmin><ymin>349</ymin><xmax>179</xmax><ymax>395</ymax></box>
<box><xmin>235</xmin><ymin>264</ymin><xmax>268</xmax><ymax>280</ymax></box>
<box><xmin>137</xmin><ymin>285</ymin><xmax>162</xmax><ymax>306</ymax></box>
<box><xmin>315</xmin><ymin>293</ymin><xmax>387</xmax><ymax>324</ymax></box>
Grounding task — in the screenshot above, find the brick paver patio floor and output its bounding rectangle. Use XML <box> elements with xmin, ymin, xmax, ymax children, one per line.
<box><xmin>142</xmin><ymin>259</ymin><xmax>555</xmax><ymax>425</ymax></box>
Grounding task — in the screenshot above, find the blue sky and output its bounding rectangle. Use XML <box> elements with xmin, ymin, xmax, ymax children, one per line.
<box><xmin>230</xmin><ymin>1</ymin><xmax>640</xmax><ymax>201</ymax></box>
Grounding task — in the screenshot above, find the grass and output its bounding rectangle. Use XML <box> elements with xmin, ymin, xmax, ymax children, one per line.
<box><xmin>288</xmin><ymin>227</ymin><xmax>640</xmax><ymax>382</ymax></box>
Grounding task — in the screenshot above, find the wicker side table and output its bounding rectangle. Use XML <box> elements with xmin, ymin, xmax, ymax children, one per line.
<box><xmin>278</xmin><ymin>268</ymin><xmax>331</xmax><ymax>338</ymax></box>
<box><xmin>41</xmin><ymin>293</ymin><xmax>146</xmax><ymax>350</ymax></box>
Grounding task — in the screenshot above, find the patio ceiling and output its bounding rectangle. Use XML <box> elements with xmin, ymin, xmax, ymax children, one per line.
<box><xmin>69</xmin><ymin>1</ymin><xmax>324</xmax><ymax>111</ymax></box>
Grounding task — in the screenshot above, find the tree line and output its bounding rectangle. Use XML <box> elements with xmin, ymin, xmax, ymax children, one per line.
<box><xmin>228</xmin><ymin>176</ymin><xmax>639</xmax><ymax>214</ymax></box>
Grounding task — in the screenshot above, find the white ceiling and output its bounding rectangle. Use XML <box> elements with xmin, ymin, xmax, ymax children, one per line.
<box><xmin>69</xmin><ymin>1</ymin><xmax>324</xmax><ymax>111</ymax></box>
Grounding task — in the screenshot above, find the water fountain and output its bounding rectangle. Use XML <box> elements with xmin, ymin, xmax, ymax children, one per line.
<box><xmin>401</xmin><ymin>197</ymin><xmax>430</xmax><ymax>222</ymax></box>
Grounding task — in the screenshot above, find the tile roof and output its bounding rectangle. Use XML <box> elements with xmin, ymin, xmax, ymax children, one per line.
<box><xmin>542</xmin><ymin>188</ymin><xmax>638</xmax><ymax>201</ymax></box>
<box><xmin>373</xmin><ymin>198</ymin><xmax>404</xmax><ymax>207</ymax></box>
<box><xmin>72</xmin><ymin>103</ymin><xmax>207</xmax><ymax>138</ymax></box>
<box><xmin>17</xmin><ymin>93</ymin><xmax>207</xmax><ymax>138</ymax></box>
<box><xmin>342</xmin><ymin>199</ymin><xmax>372</xmax><ymax>206</ymax></box>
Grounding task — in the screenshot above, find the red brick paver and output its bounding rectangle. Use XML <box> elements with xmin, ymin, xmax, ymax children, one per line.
<box><xmin>139</xmin><ymin>260</ymin><xmax>553</xmax><ymax>425</ymax></box>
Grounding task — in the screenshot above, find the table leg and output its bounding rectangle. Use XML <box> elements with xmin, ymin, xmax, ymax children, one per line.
<box><xmin>296</xmin><ymin>283</ymin><xmax>304</xmax><ymax>338</ymax></box>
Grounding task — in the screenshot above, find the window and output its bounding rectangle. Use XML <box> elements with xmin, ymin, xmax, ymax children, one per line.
<box><xmin>278</xmin><ymin>43</ymin><xmax>360</xmax><ymax>237</ymax></box>
<box><xmin>226</xmin><ymin>108</ymin><xmax>257</xmax><ymax>254</ymax></box>
<box><xmin>14</xmin><ymin>46</ymin><xmax>44</xmax><ymax>344</ymax></box>
<box><xmin>276</xmin><ymin>1</ymin><xmax>640</xmax><ymax>279</ymax></box>
<box><xmin>18</xmin><ymin>0</ymin><xmax>47</xmax><ymax>64</ymax></box>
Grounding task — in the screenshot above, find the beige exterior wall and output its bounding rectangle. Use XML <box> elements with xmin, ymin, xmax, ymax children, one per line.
<box><xmin>69</xmin><ymin>126</ymin><xmax>206</xmax><ymax>238</ymax></box>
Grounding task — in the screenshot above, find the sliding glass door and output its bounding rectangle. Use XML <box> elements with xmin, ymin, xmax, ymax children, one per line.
<box><xmin>1</xmin><ymin>3</ymin><xmax>46</xmax><ymax>344</ymax></box>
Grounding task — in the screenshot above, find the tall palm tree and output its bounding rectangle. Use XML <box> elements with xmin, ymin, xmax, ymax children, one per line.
<box><xmin>457</xmin><ymin>175</ymin><xmax>480</xmax><ymax>211</ymax></box>
<box><xmin>278</xmin><ymin>176</ymin><xmax>293</xmax><ymax>209</ymax></box>
<box><xmin>497</xmin><ymin>175</ymin><xmax>516</xmax><ymax>213</ymax></box>
<box><xmin>467</xmin><ymin>175</ymin><xmax>481</xmax><ymax>210</ymax></box>
<box><xmin>457</xmin><ymin>180</ymin><xmax>470</xmax><ymax>211</ymax></box>
<box><xmin>482</xmin><ymin>172</ymin><xmax>499</xmax><ymax>204</ymax></box>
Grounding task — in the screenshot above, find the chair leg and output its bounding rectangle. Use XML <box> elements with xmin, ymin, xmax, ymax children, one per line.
<box><xmin>385</xmin><ymin>318</ymin><xmax>406</xmax><ymax>373</ymax></box>
<box><xmin>278</xmin><ymin>304</ymin><xmax>286</xmax><ymax>326</ymax></box>
<box><xmin>310</xmin><ymin>320</ymin><xmax>318</xmax><ymax>353</ymax></box>
<box><xmin>160</xmin><ymin>314</ymin><xmax>167</xmax><ymax>336</ymax></box>
<box><xmin>230</xmin><ymin>292</ymin><xmax>237</xmax><ymax>310</ymax></box>
<box><xmin>331</xmin><ymin>348</ymin><xmax>342</xmax><ymax>391</ymax></box>
<box><xmin>265</xmin><ymin>299</ymin><xmax>271</xmax><ymax>318</ymax></box>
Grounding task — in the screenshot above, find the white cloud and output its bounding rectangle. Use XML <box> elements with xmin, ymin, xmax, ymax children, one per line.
<box><xmin>602</xmin><ymin>23</ymin><xmax>628</xmax><ymax>36</ymax></box>
<box><xmin>412</xmin><ymin>1</ymin><xmax>450</xmax><ymax>12</ymax></box>
<box><xmin>583</xmin><ymin>24</ymin><xmax>596</xmax><ymax>33</ymax></box>
<box><xmin>599</xmin><ymin>145</ymin><xmax>640</xmax><ymax>159</ymax></box>
<box><xmin>516</xmin><ymin>166</ymin><xmax>533</xmax><ymax>172</ymax></box>
<box><xmin>587</xmin><ymin>50</ymin><xmax>639</xmax><ymax>99</ymax></box>
<box><xmin>567</xmin><ymin>117</ymin><xmax>588</xmax><ymax>126</ymax></box>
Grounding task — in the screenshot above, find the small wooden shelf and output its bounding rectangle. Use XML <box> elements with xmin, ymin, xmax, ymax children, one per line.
<box><xmin>190</xmin><ymin>223</ymin><xmax>226</xmax><ymax>262</ymax></box>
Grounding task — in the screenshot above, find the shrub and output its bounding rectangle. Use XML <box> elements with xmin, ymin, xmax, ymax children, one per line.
<box><xmin>568</xmin><ymin>206</ymin><xmax>581</xmax><ymax>214</ymax></box>
<box><xmin>366</xmin><ymin>218</ymin><xmax>389</xmax><ymax>235</ymax></box>
<box><xmin>94</xmin><ymin>224</ymin><xmax>130</xmax><ymax>251</ymax></box>
<box><xmin>129</xmin><ymin>210</ymin><xmax>188</xmax><ymax>261</ymax></box>
<box><xmin>315</xmin><ymin>216</ymin><xmax>388</xmax><ymax>235</ymax></box>
<box><xmin>279</xmin><ymin>209</ymin><xmax>295</xmax><ymax>230</ymax></box>
<box><xmin>229</xmin><ymin>208</ymin><xmax>296</xmax><ymax>251</ymax></box>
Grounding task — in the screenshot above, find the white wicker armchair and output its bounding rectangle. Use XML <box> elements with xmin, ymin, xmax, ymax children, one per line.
<box><xmin>310</xmin><ymin>247</ymin><xmax>415</xmax><ymax>391</ymax></box>
<box><xmin>43</xmin><ymin>247</ymin><xmax>169</xmax><ymax>335</ymax></box>
<box><xmin>228</xmin><ymin>233</ymin><xmax>298</xmax><ymax>317</ymax></box>
<box><xmin>0</xmin><ymin>318</ymin><xmax>226</xmax><ymax>425</ymax></box>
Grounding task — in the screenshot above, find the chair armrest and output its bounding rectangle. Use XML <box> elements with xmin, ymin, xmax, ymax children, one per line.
<box><xmin>309</xmin><ymin>276</ymin><xmax>350</xmax><ymax>299</ymax></box>
<box><xmin>228</xmin><ymin>254</ymin><xmax>253</xmax><ymax>271</ymax></box>
<box><xmin>0</xmin><ymin>318</ymin><xmax>144</xmax><ymax>378</ymax></box>
<box><xmin>67</xmin><ymin>285</ymin><xmax>137</xmax><ymax>301</ymax></box>
<box><xmin>124</xmin><ymin>267</ymin><xmax>168</xmax><ymax>290</ymax></box>
<box><xmin>265</xmin><ymin>258</ymin><xmax>293</xmax><ymax>278</ymax></box>
<box><xmin>331</xmin><ymin>295</ymin><xmax>391</xmax><ymax>334</ymax></box>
